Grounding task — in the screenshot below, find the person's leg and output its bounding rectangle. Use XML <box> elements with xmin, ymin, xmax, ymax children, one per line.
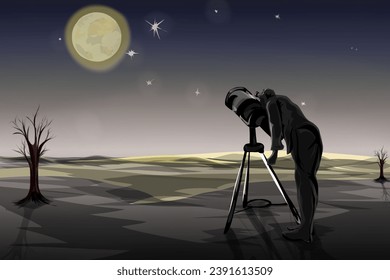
<box><xmin>283</xmin><ymin>128</ymin><xmax>322</xmax><ymax>242</ymax></box>
<box><xmin>295</xmin><ymin>163</ymin><xmax>318</xmax><ymax>234</ymax></box>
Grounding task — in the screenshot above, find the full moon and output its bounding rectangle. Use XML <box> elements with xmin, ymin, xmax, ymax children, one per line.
<box><xmin>65</xmin><ymin>6</ymin><xmax>130</xmax><ymax>71</ymax></box>
<box><xmin>72</xmin><ymin>12</ymin><xmax>121</xmax><ymax>62</ymax></box>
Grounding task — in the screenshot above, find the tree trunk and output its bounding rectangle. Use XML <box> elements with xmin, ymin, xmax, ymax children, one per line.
<box><xmin>375</xmin><ymin>162</ymin><xmax>387</xmax><ymax>182</ymax></box>
<box><xmin>16</xmin><ymin>146</ymin><xmax>49</xmax><ymax>206</ymax></box>
<box><xmin>380</xmin><ymin>164</ymin><xmax>385</xmax><ymax>179</ymax></box>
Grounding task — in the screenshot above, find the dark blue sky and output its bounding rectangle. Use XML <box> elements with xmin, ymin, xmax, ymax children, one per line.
<box><xmin>0</xmin><ymin>0</ymin><xmax>389</xmax><ymax>156</ymax></box>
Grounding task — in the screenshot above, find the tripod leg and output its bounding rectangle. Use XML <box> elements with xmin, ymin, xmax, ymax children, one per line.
<box><xmin>224</xmin><ymin>151</ymin><xmax>247</xmax><ymax>234</ymax></box>
<box><xmin>242</xmin><ymin>152</ymin><xmax>250</xmax><ymax>208</ymax></box>
<box><xmin>260</xmin><ymin>153</ymin><xmax>302</xmax><ymax>225</ymax></box>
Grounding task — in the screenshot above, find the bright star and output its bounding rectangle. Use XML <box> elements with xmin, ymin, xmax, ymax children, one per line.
<box><xmin>146</xmin><ymin>80</ymin><xmax>153</xmax><ymax>86</ymax></box>
<box><xmin>195</xmin><ymin>89</ymin><xmax>201</xmax><ymax>96</ymax></box>
<box><xmin>126</xmin><ymin>50</ymin><xmax>138</xmax><ymax>59</ymax></box>
<box><xmin>215</xmin><ymin>10</ymin><xmax>219</xmax><ymax>14</ymax></box>
<box><xmin>275</xmin><ymin>14</ymin><xmax>281</xmax><ymax>20</ymax></box>
<box><xmin>301</xmin><ymin>102</ymin><xmax>306</xmax><ymax>106</ymax></box>
<box><xmin>58</xmin><ymin>37</ymin><xmax>62</xmax><ymax>41</ymax></box>
<box><xmin>146</xmin><ymin>19</ymin><xmax>166</xmax><ymax>39</ymax></box>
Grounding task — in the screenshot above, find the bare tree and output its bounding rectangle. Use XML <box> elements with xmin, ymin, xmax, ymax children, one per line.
<box><xmin>375</xmin><ymin>147</ymin><xmax>388</xmax><ymax>182</ymax></box>
<box><xmin>12</xmin><ymin>108</ymin><xmax>53</xmax><ymax>205</ymax></box>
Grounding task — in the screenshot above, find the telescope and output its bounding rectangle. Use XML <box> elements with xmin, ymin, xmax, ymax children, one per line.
<box><xmin>225</xmin><ymin>87</ymin><xmax>268</xmax><ymax>129</ymax></box>
<box><xmin>223</xmin><ymin>86</ymin><xmax>301</xmax><ymax>233</ymax></box>
<box><xmin>225</xmin><ymin>87</ymin><xmax>270</xmax><ymax>144</ymax></box>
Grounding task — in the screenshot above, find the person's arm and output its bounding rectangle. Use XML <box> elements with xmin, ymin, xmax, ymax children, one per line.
<box><xmin>266</xmin><ymin>98</ymin><xmax>284</xmax><ymax>165</ymax></box>
<box><xmin>268</xmin><ymin>150</ymin><xmax>279</xmax><ymax>165</ymax></box>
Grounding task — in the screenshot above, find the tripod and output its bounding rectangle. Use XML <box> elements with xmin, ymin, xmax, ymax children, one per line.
<box><xmin>224</xmin><ymin>127</ymin><xmax>301</xmax><ymax>233</ymax></box>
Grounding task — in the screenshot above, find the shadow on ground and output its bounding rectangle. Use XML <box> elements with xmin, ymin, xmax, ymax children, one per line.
<box><xmin>1</xmin><ymin>176</ymin><xmax>390</xmax><ymax>259</ymax></box>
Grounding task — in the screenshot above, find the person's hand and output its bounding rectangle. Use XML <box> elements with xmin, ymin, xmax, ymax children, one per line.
<box><xmin>268</xmin><ymin>150</ymin><xmax>278</xmax><ymax>165</ymax></box>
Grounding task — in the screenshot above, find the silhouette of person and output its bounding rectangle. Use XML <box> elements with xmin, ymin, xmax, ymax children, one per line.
<box><xmin>256</xmin><ymin>88</ymin><xmax>323</xmax><ymax>243</ymax></box>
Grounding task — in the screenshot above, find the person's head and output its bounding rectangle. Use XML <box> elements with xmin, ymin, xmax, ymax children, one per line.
<box><xmin>255</xmin><ymin>88</ymin><xmax>276</xmax><ymax>104</ymax></box>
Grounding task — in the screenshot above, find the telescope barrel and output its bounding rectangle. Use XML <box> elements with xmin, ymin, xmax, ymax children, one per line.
<box><xmin>225</xmin><ymin>87</ymin><xmax>270</xmax><ymax>135</ymax></box>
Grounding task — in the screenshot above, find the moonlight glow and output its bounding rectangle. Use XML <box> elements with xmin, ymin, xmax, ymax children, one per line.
<box><xmin>65</xmin><ymin>5</ymin><xmax>130</xmax><ymax>71</ymax></box>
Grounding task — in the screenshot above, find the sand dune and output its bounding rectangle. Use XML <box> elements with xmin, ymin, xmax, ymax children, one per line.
<box><xmin>0</xmin><ymin>152</ymin><xmax>386</xmax><ymax>205</ymax></box>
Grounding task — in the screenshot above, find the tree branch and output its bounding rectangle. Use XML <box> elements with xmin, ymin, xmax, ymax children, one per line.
<box><xmin>26</xmin><ymin>107</ymin><xmax>40</xmax><ymax>145</ymax></box>
<box><xmin>38</xmin><ymin>134</ymin><xmax>54</xmax><ymax>154</ymax></box>
<box><xmin>39</xmin><ymin>148</ymin><xmax>48</xmax><ymax>158</ymax></box>
<box><xmin>14</xmin><ymin>141</ymin><xmax>31</xmax><ymax>167</ymax></box>
<box><xmin>38</xmin><ymin>119</ymin><xmax>52</xmax><ymax>144</ymax></box>
<box><xmin>13</xmin><ymin>108</ymin><xmax>53</xmax><ymax>160</ymax></box>
<box><xmin>375</xmin><ymin>147</ymin><xmax>388</xmax><ymax>167</ymax></box>
<box><xmin>12</xmin><ymin>118</ymin><xmax>32</xmax><ymax>146</ymax></box>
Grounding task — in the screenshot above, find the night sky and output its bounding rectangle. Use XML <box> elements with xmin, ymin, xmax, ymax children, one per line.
<box><xmin>0</xmin><ymin>0</ymin><xmax>389</xmax><ymax>157</ymax></box>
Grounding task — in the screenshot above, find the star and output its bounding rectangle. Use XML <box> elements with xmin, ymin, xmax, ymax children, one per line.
<box><xmin>195</xmin><ymin>89</ymin><xmax>201</xmax><ymax>96</ymax></box>
<box><xmin>146</xmin><ymin>19</ymin><xmax>166</xmax><ymax>39</ymax></box>
<box><xmin>301</xmin><ymin>102</ymin><xmax>306</xmax><ymax>106</ymax></box>
<box><xmin>215</xmin><ymin>9</ymin><xmax>219</xmax><ymax>14</ymax></box>
<box><xmin>58</xmin><ymin>37</ymin><xmax>62</xmax><ymax>41</ymax></box>
<box><xmin>146</xmin><ymin>80</ymin><xmax>153</xmax><ymax>86</ymax></box>
<box><xmin>126</xmin><ymin>50</ymin><xmax>138</xmax><ymax>59</ymax></box>
<box><xmin>275</xmin><ymin>14</ymin><xmax>281</xmax><ymax>20</ymax></box>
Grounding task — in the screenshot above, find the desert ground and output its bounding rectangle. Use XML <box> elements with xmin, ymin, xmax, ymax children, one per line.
<box><xmin>0</xmin><ymin>152</ymin><xmax>389</xmax><ymax>260</ymax></box>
